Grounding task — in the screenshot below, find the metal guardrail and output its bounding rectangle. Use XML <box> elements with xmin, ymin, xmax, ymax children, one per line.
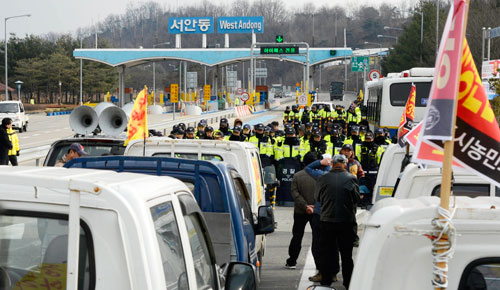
<box><xmin>18</xmin><ymin>144</ymin><xmax>51</xmax><ymax>166</ymax></box>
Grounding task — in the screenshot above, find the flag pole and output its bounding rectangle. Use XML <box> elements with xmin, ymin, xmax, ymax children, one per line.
<box><xmin>434</xmin><ymin>2</ymin><xmax>469</xmax><ymax>289</ymax></box>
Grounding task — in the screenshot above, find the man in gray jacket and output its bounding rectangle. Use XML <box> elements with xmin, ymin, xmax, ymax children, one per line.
<box><xmin>285</xmin><ymin>153</ymin><xmax>319</xmax><ymax>269</ymax></box>
<box><xmin>316</xmin><ymin>154</ymin><xmax>360</xmax><ymax>288</ymax></box>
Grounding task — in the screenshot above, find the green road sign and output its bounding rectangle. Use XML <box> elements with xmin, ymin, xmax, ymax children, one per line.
<box><xmin>276</xmin><ymin>35</ymin><xmax>284</xmax><ymax>43</ymax></box>
<box><xmin>351</xmin><ymin>56</ymin><xmax>369</xmax><ymax>72</ymax></box>
<box><xmin>260</xmin><ymin>46</ymin><xmax>299</xmax><ymax>55</ymax></box>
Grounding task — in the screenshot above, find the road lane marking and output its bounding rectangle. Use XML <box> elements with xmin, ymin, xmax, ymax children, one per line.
<box><xmin>297</xmin><ymin>247</ymin><xmax>317</xmax><ymax>290</ymax></box>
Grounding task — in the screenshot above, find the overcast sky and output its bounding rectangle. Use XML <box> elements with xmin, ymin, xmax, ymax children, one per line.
<box><xmin>2</xmin><ymin>0</ymin><xmax>416</xmax><ymax>40</ymax></box>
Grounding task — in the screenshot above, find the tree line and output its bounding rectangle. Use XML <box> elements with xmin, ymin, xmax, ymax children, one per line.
<box><xmin>0</xmin><ymin>0</ymin><xmax>499</xmax><ymax>104</ymax></box>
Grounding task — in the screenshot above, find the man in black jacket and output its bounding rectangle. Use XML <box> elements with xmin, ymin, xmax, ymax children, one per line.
<box><xmin>315</xmin><ymin>154</ymin><xmax>360</xmax><ymax>288</ymax></box>
<box><xmin>0</xmin><ymin>118</ymin><xmax>13</xmax><ymax>165</ymax></box>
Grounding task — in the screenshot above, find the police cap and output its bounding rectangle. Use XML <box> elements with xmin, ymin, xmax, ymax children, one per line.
<box><xmin>205</xmin><ymin>126</ymin><xmax>214</xmax><ymax>132</ymax></box>
<box><xmin>186</xmin><ymin>127</ymin><xmax>195</xmax><ymax>134</ymax></box>
<box><xmin>284</xmin><ymin>127</ymin><xmax>296</xmax><ymax>135</ymax></box>
<box><xmin>233</xmin><ymin>125</ymin><xmax>242</xmax><ymax>133</ymax></box>
<box><xmin>255</xmin><ymin>123</ymin><xmax>265</xmax><ymax>130</ymax></box>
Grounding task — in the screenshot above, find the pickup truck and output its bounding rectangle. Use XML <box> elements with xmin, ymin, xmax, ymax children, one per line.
<box><xmin>64</xmin><ymin>156</ymin><xmax>275</xmax><ymax>278</ymax></box>
<box><xmin>310</xmin><ymin>196</ymin><xmax>500</xmax><ymax>290</ymax></box>
<box><xmin>0</xmin><ymin>166</ymin><xmax>264</xmax><ymax>289</ymax></box>
<box><xmin>0</xmin><ymin>100</ymin><xmax>29</xmax><ymax>132</ymax></box>
<box><xmin>125</xmin><ymin>138</ymin><xmax>269</xmax><ymax>267</ymax></box>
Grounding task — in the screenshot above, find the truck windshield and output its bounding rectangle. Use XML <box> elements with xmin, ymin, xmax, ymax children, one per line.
<box><xmin>0</xmin><ymin>103</ymin><xmax>18</xmax><ymax>113</ymax></box>
<box><xmin>0</xmin><ymin>214</ymin><xmax>93</xmax><ymax>289</ymax></box>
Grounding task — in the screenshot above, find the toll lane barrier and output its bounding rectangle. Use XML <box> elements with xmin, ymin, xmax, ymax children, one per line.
<box><xmin>235</xmin><ymin>105</ymin><xmax>252</xmax><ymax>117</ymax></box>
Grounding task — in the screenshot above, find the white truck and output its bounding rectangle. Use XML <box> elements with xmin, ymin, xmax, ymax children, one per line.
<box><xmin>125</xmin><ymin>138</ymin><xmax>269</xmax><ymax>268</ymax></box>
<box><xmin>308</xmin><ymin>196</ymin><xmax>500</xmax><ymax>290</ymax></box>
<box><xmin>0</xmin><ymin>101</ymin><xmax>29</xmax><ymax>132</ymax></box>
<box><xmin>0</xmin><ymin>166</ymin><xmax>268</xmax><ymax>289</ymax></box>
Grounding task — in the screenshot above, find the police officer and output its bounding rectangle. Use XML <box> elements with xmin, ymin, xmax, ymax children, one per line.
<box><xmin>356</xmin><ymin>131</ymin><xmax>384</xmax><ymax>206</ymax></box>
<box><xmin>320</xmin><ymin>105</ymin><xmax>330</xmax><ymax>130</ymax></box>
<box><xmin>344</xmin><ymin>125</ymin><xmax>363</xmax><ymax>148</ymax></box>
<box><xmin>301</xmin><ymin>106</ymin><xmax>312</xmax><ymax>124</ymax></box>
<box><xmin>290</xmin><ymin>105</ymin><xmax>302</xmax><ymax>132</ymax></box>
<box><xmin>283</xmin><ymin>106</ymin><xmax>292</xmax><ymax>125</ymax></box>
<box><xmin>325</xmin><ymin>129</ymin><xmax>344</xmax><ymax>156</ymax></box>
<box><xmin>173</xmin><ymin>127</ymin><xmax>185</xmax><ymax>139</ymax></box>
<box><xmin>6</xmin><ymin>119</ymin><xmax>19</xmax><ymax>166</ymax></box>
<box><xmin>216</xmin><ymin>118</ymin><xmax>232</xmax><ymax>136</ymax></box>
<box><xmin>274</xmin><ymin>126</ymin><xmax>304</xmax><ymax>205</ymax></box>
<box><xmin>204</xmin><ymin>126</ymin><xmax>215</xmax><ymax>140</ymax></box>
<box><xmin>306</xmin><ymin>129</ymin><xmax>327</xmax><ymax>160</ymax></box>
<box><xmin>225</xmin><ymin>125</ymin><xmax>247</xmax><ymax>142</ymax></box>
<box><xmin>249</xmin><ymin>123</ymin><xmax>273</xmax><ymax>167</ymax></box>
<box><xmin>374</xmin><ymin>128</ymin><xmax>391</xmax><ymax>149</ymax></box>
<box><xmin>345</xmin><ymin>103</ymin><xmax>361</xmax><ymax>133</ymax></box>
<box><xmin>359</xmin><ymin>125</ymin><xmax>368</xmax><ymax>142</ymax></box>
<box><xmin>195</xmin><ymin>121</ymin><xmax>207</xmax><ymax>139</ymax></box>
<box><xmin>302</xmin><ymin>122</ymin><xmax>313</xmax><ymax>143</ymax></box>
<box><xmin>243</xmin><ymin>124</ymin><xmax>252</xmax><ymax>140</ymax></box>
<box><xmin>185</xmin><ymin>127</ymin><xmax>197</xmax><ymax>139</ymax></box>
<box><xmin>333</xmin><ymin>104</ymin><xmax>346</xmax><ymax>130</ymax></box>
<box><xmin>310</xmin><ymin>105</ymin><xmax>322</xmax><ymax>129</ymax></box>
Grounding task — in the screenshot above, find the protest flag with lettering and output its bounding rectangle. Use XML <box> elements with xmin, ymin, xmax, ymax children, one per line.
<box><xmin>397</xmin><ymin>84</ymin><xmax>416</xmax><ymax>147</ymax></box>
<box><xmin>124</xmin><ymin>87</ymin><xmax>148</xmax><ymax>146</ymax></box>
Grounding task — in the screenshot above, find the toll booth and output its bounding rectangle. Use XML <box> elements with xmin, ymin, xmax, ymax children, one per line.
<box><xmin>115</xmin><ymin>88</ymin><xmax>134</xmax><ymax>104</ymax></box>
<box><xmin>255</xmin><ymin>85</ymin><xmax>268</xmax><ymax>104</ymax></box>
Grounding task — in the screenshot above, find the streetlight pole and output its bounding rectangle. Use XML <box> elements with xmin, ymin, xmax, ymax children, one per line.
<box><xmin>4</xmin><ymin>14</ymin><xmax>31</xmax><ymax>101</ymax></box>
<box><xmin>377</xmin><ymin>34</ymin><xmax>398</xmax><ymax>43</ymax></box>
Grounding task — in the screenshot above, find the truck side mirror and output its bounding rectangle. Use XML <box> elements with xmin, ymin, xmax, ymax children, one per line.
<box><xmin>225</xmin><ymin>262</ymin><xmax>257</xmax><ymax>290</ymax></box>
<box><xmin>254</xmin><ymin>205</ymin><xmax>275</xmax><ymax>235</ymax></box>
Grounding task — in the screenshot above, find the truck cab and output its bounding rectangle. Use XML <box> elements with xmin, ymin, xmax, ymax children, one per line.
<box><xmin>0</xmin><ymin>101</ymin><xmax>29</xmax><ymax>132</ymax></box>
<box><xmin>0</xmin><ymin>167</ymin><xmax>260</xmax><ymax>289</ymax></box>
<box><xmin>124</xmin><ymin>139</ymin><xmax>269</xmax><ymax>271</ymax></box>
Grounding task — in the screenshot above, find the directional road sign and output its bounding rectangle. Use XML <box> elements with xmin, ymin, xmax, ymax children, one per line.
<box><xmin>260</xmin><ymin>46</ymin><xmax>299</xmax><ymax>55</ymax></box>
<box><xmin>276</xmin><ymin>35</ymin><xmax>284</xmax><ymax>43</ymax></box>
<box><xmin>351</xmin><ymin>56</ymin><xmax>369</xmax><ymax>72</ymax></box>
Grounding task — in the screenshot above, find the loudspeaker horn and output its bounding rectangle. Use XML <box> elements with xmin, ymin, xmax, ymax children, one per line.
<box><xmin>69</xmin><ymin>105</ymin><xmax>98</xmax><ymax>135</ymax></box>
<box><xmin>122</xmin><ymin>102</ymin><xmax>134</xmax><ymax>119</ymax></box>
<box><xmin>98</xmin><ymin>105</ymin><xmax>128</xmax><ymax>137</ymax></box>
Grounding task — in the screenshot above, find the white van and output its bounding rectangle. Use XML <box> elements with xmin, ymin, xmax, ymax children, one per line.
<box><xmin>125</xmin><ymin>138</ymin><xmax>268</xmax><ymax>262</ymax></box>
<box><xmin>0</xmin><ymin>100</ymin><xmax>29</xmax><ymax>132</ymax></box>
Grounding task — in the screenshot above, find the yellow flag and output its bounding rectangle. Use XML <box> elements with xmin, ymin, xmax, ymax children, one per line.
<box><xmin>124</xmin><ymin>87</ymin><xmax>148</xmax><ymax>146</ymax></box>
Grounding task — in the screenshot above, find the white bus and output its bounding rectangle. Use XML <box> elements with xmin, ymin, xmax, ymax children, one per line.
<box><xmin>365</xmin><ymin>67</ymin><xmax>434</xmax><ymax>137</ymax></box>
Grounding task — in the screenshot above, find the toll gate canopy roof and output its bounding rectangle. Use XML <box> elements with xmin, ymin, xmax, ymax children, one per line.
<box><xmin>73</xmin><ymin>47</ymin><xmax>352</xmax><ymax>68</ymax></box>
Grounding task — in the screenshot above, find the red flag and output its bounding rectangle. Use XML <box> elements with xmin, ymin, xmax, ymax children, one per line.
<box><xmin>419</xmin><ymin>0</ymin><xmax>468</xmax><ymax>141</ymax></box>
<box><xmin>414</xmin><ymin>40</ymin><xmax>500</xmax><ymax>186</ymax></box>
<box><xmin>397</xmin><ymin>84</ymin><xmax>416</xmax><ymax>147</ymax></box>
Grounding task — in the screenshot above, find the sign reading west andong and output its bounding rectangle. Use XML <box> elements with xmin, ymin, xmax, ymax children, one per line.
<box><xmin>168</xmin><ymin>17</ymin><xmax>214</xmax><ymax>34</ymax></box>
<box><xmin>217</xmin><ymin>16</ymin><xmax>264</xmax><ymax>34</ymax></box>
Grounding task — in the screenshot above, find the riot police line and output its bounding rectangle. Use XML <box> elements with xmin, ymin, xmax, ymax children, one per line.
<box><xmin>162</xmin><ymin>101</ymin><xmax>394</xmax><ymax>207</ymax></box>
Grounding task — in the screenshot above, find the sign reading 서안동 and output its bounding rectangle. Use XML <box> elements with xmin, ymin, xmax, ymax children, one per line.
<box><xmin>168</xmin><ymin>17</ymin><xmax>214</xmax><ymax>34</ymax></box>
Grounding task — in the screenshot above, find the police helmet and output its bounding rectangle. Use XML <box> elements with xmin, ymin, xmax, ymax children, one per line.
<box><xmin>233</xmin><ymin>125</ymin><xmax>242</xmax><ymax>133</ymax></box>
<box><xmin>284</xmin><ymin>127</ymin><xmax>296</xmax><ymax>135</ymax></box>
<box><xmin>205</xmin><ymin>126</ymin><xmax>214</xmax><ymax>132</ymax></box>
<box><xmin>255</xmin><ymin>123</ymin><xmax>265</xmax><ymax>131</ymax></box>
